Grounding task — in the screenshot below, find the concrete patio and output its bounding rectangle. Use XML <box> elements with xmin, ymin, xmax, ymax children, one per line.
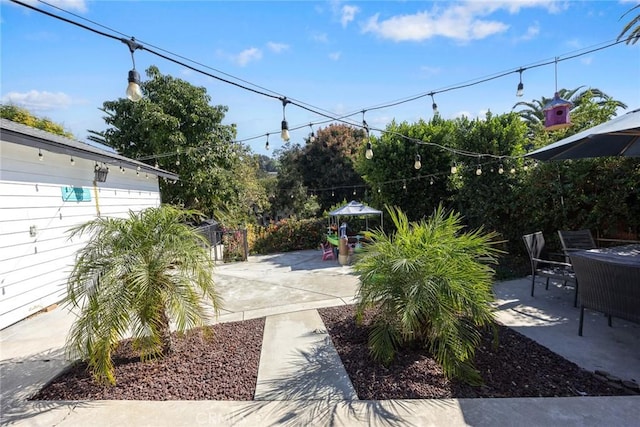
<box><xmin>1</xmin><ymin>249</ymin><xmax>638</xmax><ymax>426</ymax></box>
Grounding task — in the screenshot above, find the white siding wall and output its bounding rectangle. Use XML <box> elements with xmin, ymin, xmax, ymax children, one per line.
<box><xmin>0</xmin><ymin>141</ymin><xmax>163</xmax><ymax>329</ymax></box>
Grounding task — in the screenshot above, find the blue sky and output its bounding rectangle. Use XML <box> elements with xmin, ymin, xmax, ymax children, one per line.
<box><xmin>2</xmin><ymin>0</ymin><xmax>639</xmax><ymax>157</ymax></box>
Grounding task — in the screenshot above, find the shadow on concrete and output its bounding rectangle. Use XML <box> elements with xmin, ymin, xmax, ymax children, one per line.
<box><xmin>493</xmin><ymin>278</ymin><xmax>640</xmax><ymax>384</ymax></box>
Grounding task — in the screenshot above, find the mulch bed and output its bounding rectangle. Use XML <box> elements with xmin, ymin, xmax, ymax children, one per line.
<box><xmin>31</xmin><ymin>306</ymin><xmax>634</xmax><ymax>401</ymax></box>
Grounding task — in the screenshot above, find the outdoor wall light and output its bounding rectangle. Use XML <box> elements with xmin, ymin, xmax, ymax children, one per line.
<box><xmin>280</xmin><ymin>97</ymin><xmax>290</xmax><ymax>142</ymax></box>
<box><xmin>122</xmin><ymin>37</ymin><xmax>144</xmax><ymax>102</ymax></box>
<box><xmin>94</xmin><ymin>163</ymin><xmax>109</xmax><ymax>182</ymax></box>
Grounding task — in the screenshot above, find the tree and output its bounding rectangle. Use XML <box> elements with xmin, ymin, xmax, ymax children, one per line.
<box><xmin>64</xmin><ymin>205</ymin><xmax>221</xmax><ymax>385</ymax></box>
<box><xmin>618</xmin><ymin>4</ymin><xmax>640</xmax><ymax>45</ymax></box>
<box><xmin>272</xmin><ymin>123</ymin><xmax>365</xmax><ymax>217</ymax></box>
<box><xmin>353</xmin><ymin>204</ymin><xmax>501</xmax><ymax>385</ymax></box>
<box><xmin>88</xmin><ymin>65</ymin><xmax>247</xmax><ymax>220</ymax></box>
<box><xmin>0</xmin><ymin>104</ymin><xmax>74</xmax><ymax>138</ymax></box>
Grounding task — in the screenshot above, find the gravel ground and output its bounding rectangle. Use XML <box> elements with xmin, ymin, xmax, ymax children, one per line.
<box><xmin>32</xmin><ymin>305</ymin><xmax>633</xmax><ymax>401</ymax></box>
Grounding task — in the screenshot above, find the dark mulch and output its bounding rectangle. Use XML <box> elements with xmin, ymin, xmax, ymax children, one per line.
<box><xmin>32</xmin><ymin>305</ymin><xmax>633</xmax><ymax>401</ymax></box>
<box><xmin>31</xmin><ymin>318</ymin><xmax>265</xmax><ymax>401</ymax></box>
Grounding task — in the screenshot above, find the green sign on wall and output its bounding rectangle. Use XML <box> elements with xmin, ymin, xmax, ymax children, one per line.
<box><xmin>62</xmin><ymin>186</ymin><xmax>91</xmax><ymax>202</ymax></box>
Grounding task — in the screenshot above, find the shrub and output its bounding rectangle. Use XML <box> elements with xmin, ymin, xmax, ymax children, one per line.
<box><xmin>249</xmin><ymin>218</ymin><xmax>326</xmax><ymax>254</ymax></box>
<box><xmin>353</xmin><ymin>204</ymin><xmax>502</xmax><ymax>385</ymax></box>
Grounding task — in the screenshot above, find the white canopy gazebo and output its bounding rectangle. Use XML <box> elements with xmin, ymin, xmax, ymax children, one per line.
<box><xmin>328</xmin><ymin>200</ymin><xmax>383</xmax><ymax>232</ymax></box>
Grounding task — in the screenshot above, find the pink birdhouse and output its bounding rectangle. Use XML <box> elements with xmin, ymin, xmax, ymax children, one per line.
<box><xmin>543</xmin><ymin>92</ymin><xmax>573</xmax><ymax>131</ymax></box>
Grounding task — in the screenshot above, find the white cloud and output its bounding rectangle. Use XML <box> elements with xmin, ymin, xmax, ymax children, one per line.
<box><xmin>22</xmin><ymin>0</ymin><xmax>88</xmax><ymax>12</ymax></box>
<box><xmin>340</xmin><ymin>5</ymin><xmax>359</xmax><ymax>28</ymax></box>
<box><xmin>312</xmin><ymin>32</ymin><xmax>329</xmax><ymax>43</ymax></box>
<box><xmin>1</xmin><ymin>90</ymin><xmax>72</xmax><ymax>111</ymax></box>
<box><xmin>328</xmin><ymin>51</ymin><xmax>341</xmax><ymax>61</ymax></box>
<box><xmin>522</xmin><ymin>23</ymin><xmax>540</xmax><ymax>40</ymax></box>
<box><xmin>362</xmin><ymin>10</ymin><xmax>509</xmax><ymax>42</ymax></box>
<box><xmin>232</xmin><ymin>48</ymin><xmax>262</xmax><ymax>66</ymax></box>
<box><xmin>361</xmin><ymin>1</ymin><xmax>567</xmax><ymax>42</ymax></box>
<box><xmin>267</xmin><ymin>42</ymin><xmax>289</xmax><ymax>53</ymax></box>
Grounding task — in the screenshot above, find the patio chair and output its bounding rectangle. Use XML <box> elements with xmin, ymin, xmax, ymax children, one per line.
<box><xmin>558</xmin><ymin>229</ymin><xmax>596</xmax><ymax>262</ymax></box>
<box><xmin>321</xmin><ymin>241</ymin><xmax>335</xmax><ymax>261</ymax></box>
<box><xmin>522</xmin><ymin>232</ymin><xmax>578</xmax><ymax>305</ymax></box>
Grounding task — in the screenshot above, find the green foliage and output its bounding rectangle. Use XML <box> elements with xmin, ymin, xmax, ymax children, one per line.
<box><xmin>64</xmin><ymin>205</ymin><xmax>221</xmax><ymax>385</ymax></box>
<box><xmin>618</xmin><ymin>4</ymin><xmax>640</xmax><ymax>44</ymax></box>
<box><xmin>273</xmin><ymin>124</ymin><xmax>366</xmax><ymax>216</ymax></box>
<box><xmin>249</xmin><ymin>218</ymin><xmax>326</xmax><ymax>254</ymax></box>
<box><xmin>357</xmin><ymin>118</ymin><xmax>458</xmax><ymax>221</ymax></box>
<box><xmin>451</xmin><ymin>112</ymin><xmax>529</xmax><ymax>252</ymax></box>
<box><xmin>353</xmin><ymin>204</ymin><xmax>501</xmax><ymax>385</ymax></box>
<box><xmin>88</xmin><ymin>65</ymin><xmax>256</xmax><ymax>220</ymax></box>
<box><xmin>0</xmin><ymin>104</ymin><xmax>74</xmax><ymax>138</ymax></box>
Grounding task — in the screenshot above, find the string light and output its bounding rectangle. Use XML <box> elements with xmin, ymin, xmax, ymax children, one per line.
<box><xmin>429</xmin><ymin>93</ymin><xmax>438</xmax><ymax>115</ymax></box>
<box><xmin>414</xmin><ymin>153</ymin><xmax>422</xmax><ymax>170</ymax></box>
<box><xmin>70</xmin><ymin>156</ymin><xmax>75</xmax><ymax>165</ymax></box>
<box><xmin>365</xmin><ymin>141</ymin><xmax>373</xmax><ymax>160</ymax></box>
<box><xmin>516</xmin><ymin>68</ymin><xmax>524</xmax><ymax>97</ymax></box>
<box><xmin>308</xmin><ymin>124</ymin><xmax>315</xmax><ymax>142</ymax></box>
<box><xmin>450</xmin><ymin>162</ymin><xmax>457</xmax><ymax>174</ymax></box>
<box><xmin>498</xmin><ymin>164</ymin><xmax>504</xmax><ymax>174</ymax></box>
<box><xmin>430</xmin><ymin>177</ymin><xmax>434</xmax><ymax>185</ymax></box>
<box><xmin>280</xmin><ymin>97</ymin><xmax>290</xmax><ymax>142</ymax></box>
<box><xmin>38</xmin><ymin>149</ymin><xmax>44</xmax><ymax>161</ymax></box>
<box><xmin>122</xmin><ymin>37</ymin><xmax>143</xmax><ymax>102</ymax></box>
<box><xmin>15</xmin><ymin>0</ymin><xmax>630</xmax><ymax>160</ymax></box>
<box><xmin>265</xmin><ymin>133</ymin><xmax>270</xmax><ymax>151</ymax></box>
<box><xmin>476</xmin><ymin>164</ymin><xmax>482</xmax><ymax>176</ymax></box>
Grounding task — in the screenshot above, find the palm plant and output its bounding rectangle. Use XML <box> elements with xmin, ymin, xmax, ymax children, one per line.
<box><xmin>512</xmin><ymin>87</ymin><xmax>627</xmax><ymax>128</ymax></box>
<box><xmin>618</xmin><ymin>4</ymin><xmax>640</xmax><ymax>45</ymax></box>
<box><xmin>353</xmin><ymin>204</ymin><xmax>502</xmax><ymax>385</ymax></box>
<box><xmin>64</xmin><ymin>205</ymin><xmax>221</xmax><ymax>385</ymax></box>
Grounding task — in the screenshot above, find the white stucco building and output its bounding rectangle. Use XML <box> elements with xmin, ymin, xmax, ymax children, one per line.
<box><xmin>0</xmin><ymin>119</ymin><xmax>179</xmax><ymax>329</ymax></box>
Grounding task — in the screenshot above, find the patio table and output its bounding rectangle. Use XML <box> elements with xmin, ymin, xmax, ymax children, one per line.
<box><xmin>569</xmin><ymin>244</ymin><xmax>640</xmax><ymax>335</ymax></box>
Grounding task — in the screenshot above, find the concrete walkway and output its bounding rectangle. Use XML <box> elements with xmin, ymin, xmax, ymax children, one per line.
<box><xmin>1</xmin><ymin>249</ymin><xmax>638</xmax><ymax>426</ymax></box>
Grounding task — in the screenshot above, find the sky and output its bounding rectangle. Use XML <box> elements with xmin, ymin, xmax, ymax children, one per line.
<box><xmin>2</xmin><ymin>0</ymin><xmax>639</xmax><ymax>158</ymax></box>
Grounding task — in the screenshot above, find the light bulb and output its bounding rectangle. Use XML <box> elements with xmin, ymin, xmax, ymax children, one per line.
<box><xmin>510</xmin><ymin>167</ymin><xmax>516</xmax><ymax>174</ymax></box>
<box><xmin>70</xmin><ymin>156</ymin><xmax>75</xmax><ymax>165</ymax></box>
<box><xmin>432</xmin><ymin>102</ymin><xmax>438</xmax><ymax>113</ymax></box>
<box><xmin>516</xmin><ymin>82</ymin><xmax>524</xmax><ymax>97</ymax></box>
<box><xmin>309</xmin><ymin>132</ymin><xmax>316</xmax><ymax>143</ymax></box>
<box><xmin>414</xmin><ymin>154</ymin><xmax>422</xmax><ymax>170</ymax></box>
<box><xmin>281</xmin><ymin>120</ymin><xmax>290</xmax><ymax>141</ymax></box>
<box><xmin>38</xmin><ymin>150</ymin><xmax>44</xmax><ymax>161</ymax></box>
<box><xmin>498</xmin><ymin>164</ymin><xmax>504</xmax><ymax>174</ymax></box>
<box><xmin>450</xmin><ymin>164</ymin><xmax>457</xmax><ymax>174</ymax></box>
<box><xmin>365</xmin><ymin>142</ymin><xmax>373</xmax><ymax>159</ymax></box>
<box><xmin>126</xmin><ymin>70</ymin><xmax>143</xmax><ymax>102</ymax></box>
<box><xmin>430</xmin><ymin>177</ymin><xmax>434</xmax><ymax>185</ymax></box>
<box><xmin>476</xmin><ymin>166</ymin><xmax>482</xmax><ymax>176</ymax></box>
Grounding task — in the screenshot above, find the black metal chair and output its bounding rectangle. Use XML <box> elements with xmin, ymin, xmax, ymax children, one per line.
<box><xmin>522</xmin><ymin>232</ymin><xmax>578</xmax><ymax>305</ymax></box>
<box><xmin>558</xmin><ymin>229</ymin><xmax>596</xmax><ymax>262</ymax></box>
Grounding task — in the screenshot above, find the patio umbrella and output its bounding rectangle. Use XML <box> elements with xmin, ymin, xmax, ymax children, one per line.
<box><xmin>525</xmin><ymin>108</ymin><xmax>640</xmax><ymax>161</ymax></box>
